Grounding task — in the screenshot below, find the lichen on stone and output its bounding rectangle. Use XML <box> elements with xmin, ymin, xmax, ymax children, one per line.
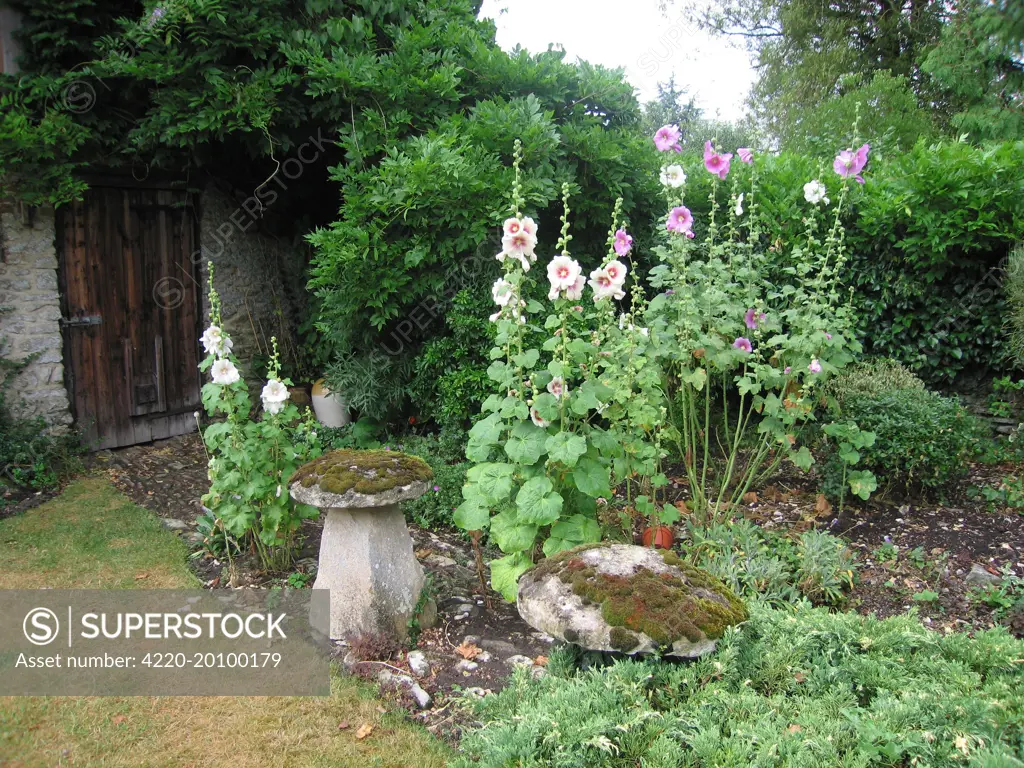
<box><xmin>528</xmin><ymin>542</ymin><xmax>747</xmax><ymax>648</ymax></box>
<box><xmin>291</xmin><ymin>449</ymin><xmax>433</xmax><ymax>496</ymax></box>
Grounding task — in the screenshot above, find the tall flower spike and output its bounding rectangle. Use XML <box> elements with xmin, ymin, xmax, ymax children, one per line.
<box><xmin>556</xmin><ymin>182</ymin><xmax>573</xmax><ymax>257</ymax></box>
<box><xmin>604</xmin><ymin>197</ymin><xmax>625</xmax><ymax>260</ymax></box>
<box><xmin>510</xmin><ymin>139</ymin><xmax>524</xmax><ymax>219</ymax></box>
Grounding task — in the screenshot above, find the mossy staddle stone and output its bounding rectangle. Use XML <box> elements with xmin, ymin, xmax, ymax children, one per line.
<box><xmin>290</xmin><ymin>449</ymin><xmax>433</xmax><ymax>509</ymax></box>
<box><xmin>517</xmin><ymin>543</ymin><xmax>748</xmax><ymax>658</ymax></box>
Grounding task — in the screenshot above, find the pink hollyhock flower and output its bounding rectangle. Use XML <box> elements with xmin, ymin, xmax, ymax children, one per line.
<box><xmin>808</xmin><ymin>359</ymin><xmax>822</xmax><ymax>373</ymax></box>
<box><xmin>784</xmin><ymin>366</ymin><xmax>792</xmax><ymax>374</ymax></box>
<box><xmin>566</xmin><ymin>275</ymin><xmax>585</xmax><ymax>301</ymax></box>
<box><xmin>547</xmin><ymin>376</ymin><xmax>566</xmax><ymax>399</ymax></box>
<box><xmin>737</xmin><ymin>147</ymin><xmax>753</xmax><ymax>164</ymax></box>
<box><xmin>704</xmin><ymin>141</ymin><xmax>733</xmax><ymax>180</ymax></box>
<box><xmin>825</xmin><ymin>332</ymin><xmax>832</xmax><ymax>340</ymax></box>
<box><xmin>654</xmin><ymin>124</ymin><xmax>683</xmax><ymax>153</ymax></box>
<box><xmin>666</xmin><ymin>205</ymin><xmax>693</xmax><ymax>234</ymax></box>
<box><xmin>833</xmin><ymin>143</ymin><xmax>870</xmax><ymax>178</ymax></box>
<box><xmin>530</xmin><ymin>408</ymin><xmax>551</xmax><ymax>428</ymax></box>
<box><xmin>604</xmin><ymin>259</ymin><xmax>628</xmax><ymax>286</ymax></box>
<box><xmin>744</xmin><ymin>308</ymin><xmax>766</xmax><ymax>329</ymax></box>
<box><xmin>733</xmin><ymin>337</ymin><xmax>752</xmax><ymax>353</ymax></box>
<box><xmin>613</xmin><ymin>229</ymin><xmax>632</xmax><ymax>257</ymax></box>
<box><xmin>588</xmin><ymin>267</ymin><xmax>625</xmax><ymax>301</ymax></box>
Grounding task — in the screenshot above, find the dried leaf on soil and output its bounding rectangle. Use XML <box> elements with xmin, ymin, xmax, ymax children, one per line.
<box><xmin>355</xmin><ymin>724</ymin><xmax>374</xmax><ymax>740</ymax></box>
<box><xmin>455</xmin><ymin>642</ymin><xmax>482</xmax><ymax>660</ymax></box>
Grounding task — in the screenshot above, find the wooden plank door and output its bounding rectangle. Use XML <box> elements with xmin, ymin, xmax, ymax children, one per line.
<box><xmin>60</xmin><ymin>185</ymin><xmax>201</xmax><ymax>449</ymax></box>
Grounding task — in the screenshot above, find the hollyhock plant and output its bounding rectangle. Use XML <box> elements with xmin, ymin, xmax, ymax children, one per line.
<box><xmin>660</xmin><ymin>164</ymin><xmax>686</xmax><ymax>188</ymax></box>
<box><xmin>199</xmin><ymin>265</ymin><xmax>322</xmax><ymax>574</ymax></box>
<box><xmin>613</xmin><ymin>229</ymin><xmax>632</xmax><ymax>257</ymax></box>
<box><xmin>737</xmin><ymin>147</ymin><xmax>753</xmax><ymax>164</ymax></box>
<box><xmin>654</xmin><ymin>124</ymin><xmax>683</xmax><ymax>152</ymax></box>
<box><xmin>703</xmin><ymin>141</ymin><xmax>733</xmax><ymax>180</ymax></box>
<box><xmin>666</xmin><ymin>205</ymin><xmax>693</xmax><ymax>234</ymax></box>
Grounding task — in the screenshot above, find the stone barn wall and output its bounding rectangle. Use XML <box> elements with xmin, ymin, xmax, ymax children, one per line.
<box><xmin>0</xmin><ymin>202</ymin><xmax>73</xmax><ymax>428</ymax></box>
<box><xmin>197</xmin><ymin>184</ymin><xmax>306</xmax><ymax>380</ymax></box>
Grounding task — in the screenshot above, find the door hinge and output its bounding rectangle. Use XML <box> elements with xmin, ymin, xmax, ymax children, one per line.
<box><xmin>61</xmin><ymin>315</ymin><xmax>103</xmax><ymax>327</ymax></box>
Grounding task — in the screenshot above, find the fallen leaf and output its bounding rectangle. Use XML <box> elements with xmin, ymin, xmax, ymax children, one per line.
<box><xmin>337</xmin><ymin>720</ymin><xmax>350</xmax><ymax>731</ymax></box>
<box><xmin>134</xmin><ymin>573</ymin><xmax>149</xmax><ymax>581</ymax></box>
<box><xmin>793</xmin><ymin>671</ymin><xmax>806</xmax><ymax>683</ymax></box>
<box><xmin>455</xmin><ymin>642</ymin><xmax>482</xmax><ymax>660</ymax></box>
<box><xmin>414</xmin><ymin>548</ymin><xmax>433</xmax><ymax>560</ymax></box>
<box><xmin>355</xmin><ymin>724</ymin><xmax>374</xmax><ymax>740</ymax></box>
<box><xmin>534</xmin><ymin>655</ymin><xmax>549</xmax><ymax>667</ymax></box>
<box><xmin>787</xmin><ymin>724</ymin><xmax>802</xmax><ymax>734</ymax></box>
<box><xmin>742</xmin><ymin>492</ymin><xmax>758</xmax><ymax>505</ymax></box>
<box><xmin>112</xmin><ymin>715</ymin><xmax>127</xmax><ymax>726</ymax></box>
<box><xmin>814</xmin><ymin>494</ymin><xmax>832</xmax><ymax>516</ymax></box>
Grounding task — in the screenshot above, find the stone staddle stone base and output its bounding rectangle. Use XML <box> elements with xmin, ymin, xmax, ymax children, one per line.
<box><xmin>309</xmin><ymin>503</ymin><xmax>425</xmax><ymax>641</ymax></box>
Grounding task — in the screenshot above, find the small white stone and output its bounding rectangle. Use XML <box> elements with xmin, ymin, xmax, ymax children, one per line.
<box><xmin>407</xmin><ymin>650</ymin><xmax>430</xmax><ymax>677</ymax></box>
<box><xmin>505</xmin><ymin>654</ymin><xmax>534</xmax><ymax>668</ymax></box>
<box><xmin>475</xmin><ymin>651</ymin><xmax>492</xmax><ymax>663</ymax></box>
<box><xmin>455</xmin><ymin>660</ymin><xmax>479</xmax><ymax>673</ymax></box>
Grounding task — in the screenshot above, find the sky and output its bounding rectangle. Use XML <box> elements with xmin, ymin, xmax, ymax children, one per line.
<box><xmin>477</xmin><ymin>0</ymin><xmax>757</xmax><ymax>122</ymax></box>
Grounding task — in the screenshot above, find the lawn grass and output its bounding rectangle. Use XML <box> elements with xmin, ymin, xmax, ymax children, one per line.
<box><xmin>0</xmin><ymin>476</ymin><xmax>450</xmax><ymax>768</ymax></box>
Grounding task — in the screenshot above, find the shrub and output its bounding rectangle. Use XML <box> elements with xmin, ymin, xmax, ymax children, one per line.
<box><xmin>399</xmin><ymin>434</ymin><xmax>468</xmax><ymax>530</ymax></box>
<box><xmin>827</xmin><ymin>387</ymin><xmax>983</xmax><ymax>495</ymax></box>
<box><xmin>0</xmin><ymin>355</ymin><xmax>82</xmax><ymax>493</ymax></box>
<box><xmin>823</xmin><ymin>357</ymin><xmax>925</xmax><ymax>403</ymax></box>
<box><xmin>454</xmin><ymin>604</ymin><xmax>1024</xmax><ymax>768</ymax></box>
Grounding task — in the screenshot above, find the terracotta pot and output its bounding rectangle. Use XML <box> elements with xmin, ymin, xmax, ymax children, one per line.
<box><xmin>641</xmin><ymin>525</ymin><xmax>674</xmax><ymax>550</ymax></box>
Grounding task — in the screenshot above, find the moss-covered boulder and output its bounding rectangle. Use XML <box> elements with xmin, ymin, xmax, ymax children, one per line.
<box><xmin>517</xmin><ymin>543</ymin><xmax>747</xmax><ymax>658</ymax></box>
<box><xmin>290</xmin><ymin>449</ymin><xmax>433</xmax><ymax>510</ymax></box>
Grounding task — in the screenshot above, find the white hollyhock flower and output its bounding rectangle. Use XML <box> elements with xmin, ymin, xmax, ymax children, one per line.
<box><xmin>660</xmin><ymin>164</ymin><xmax>686</xmax><ymax>188</ymax></box>
<box><xmin>546</xmin><ymin>255</ymin><xmax>582</xmax><ymax>296</ymax></box>
<box><xmin>492</xmin><ymin>278</ymin><xmax>514</xmax><ymax>306</ymax></box>
<box><xmin>734</xmin><ymin>193</ymin><xmax>745</xmax><ymax>217</ymax></box>
<box><xmin>201</xmin><ymin>326</ymin><xmax>232</xmax><ymax>357</ymax></box>
<box><xmin>211</xmin><ymin>358</ymin><xmax>240</xmax><ymax>385</ymax></box>
<box><xmin>530</xmin><ymin>408</ymin><xmax>551</xmax><ymax>428</ymax></box>
<box><xmin>520</xmin><ymin>216</ymin><xmax>537</xmax><ymax>237</ymax></box>
<box><xmin>261</xmin><ymin>379</ymin><xmax>289</xmax><ymax>412</ymax></box>
<box><xmin>803</xmin><ymin>180</ymin><xmax>830</xmax><ymax>206</ymax></box>
<box><xmin>547</xmin><ymin>376</ymin><xmax>566</xmax><ymax>399</ymax></box>
<box><xmin>565</xmin><ymin>275</ymin><xmax>585</xmax><ymax>300</ymax></box>
<box><xmin>502</xmin><ymin>229</ymin><xmax>537</xmax><ymax>261</ymax></box>
<box><xmin>604</xmin><ymin>259</ymin><xmax>627</xmax><ymax>287</ymax></box>
<box><xmin>589</xmin><ymin>267</ymin><xmax>625</xmax><ymax>301</ymax></box>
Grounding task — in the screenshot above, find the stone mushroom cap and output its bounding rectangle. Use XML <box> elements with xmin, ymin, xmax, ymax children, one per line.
<box><xmin>290</xmin><ymin>449</ymin><xmax>433</xmax><ymax>509</ymax></box>
<box><xmin>517</xmin><ymin>542</ymin><xmax>748</xmax><ymax>658</ymax></box>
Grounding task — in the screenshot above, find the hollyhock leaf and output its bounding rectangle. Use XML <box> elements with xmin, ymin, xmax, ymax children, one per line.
<box><xmin>489</xmin><ymin>552</ymin><xmax>532</xmax><ymax>602</ymax></box>
<box><xmin>683</xmin><ymin>368</ymin><xmax>707</xmax><ymax>391</ymax></box>
<box><xmin>849</xmin><ymin>470</ymin><xmax>877</xmax><ymax>500</ymax></box>
<box><xmin>454</xmin><ymin>497</ymin><xmax>490</xmax><ymax>531</ymax></box>
<box><xmin>532</xmin><ymin>392</ymin><xmax>559</xmax><ymax>421</ymax></box>
<box><xmin>527</xmin><ymin>300</ymin><xmax>544</xmax><ymax>313</ymax></box>
<box><xmin>544</xmin><ymin>314</ymin><xmax>561</xmax><ymax>329</ymax></box>
<box><xmin>548</xmin><ymin>361</ymin><xmax>565</xmax><ymax>378</ymax></box>
<box><xmin>482</xmin><ymin>394</ymin><xmax>503</xmax><ymax>413</ymax></box>
<box><xmin>505</xmin><ymin>421</ymin><xmax>548</xmax><ymax>464</ymax></box>
<box><xmin>468</xmin><ymin>462</ymin><xmax>516</xmax><ymax>505</ymax></box>
<box><xmin>542</xmin><ymin>337</ymin><xmax>559</xmax><ymax>352</ymax></box>
<box><xmin>546</xmin><ymin>432</ymin><xmax>587</xmax><ymax>467</ymax></box>
<box><xmin>490</xmin><ymin>510</ymin><xmax>539</xmax><ymax>553</ymax></box>
<box><xmin>487</xmin><ymin>360</ymin><xmax>510</xmax><ymax>383</ymax></box>
<box><xmin>499</xmin><ymin>395</ymin><xmax>521</xmax><ymax>418</ymax></box>
<box><xmin>573</xmin><ymin>457</ymin><xmax>611</xmax><ymax>497</ymax></box>
<box><xmin>516</xmin><ymin>476</ymin><xmax>562</xmax><ymax>525</ymax></box>
<box><xmin>514</xmin><ymin>349</ymin><xmax>540</xmax><ymax>369</ymax></box>
<box><xmin>588</xmin><ymin>428</ymin><xmax>621</xmax><ymax>457</ymax></box>
<box><xmin>791</xmin><ymin>446</ymin><xmax>815</xmax><ymax>470</ymax></box>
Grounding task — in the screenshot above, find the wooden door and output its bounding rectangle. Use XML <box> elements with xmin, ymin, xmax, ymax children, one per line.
<box><xmin>60</xmin><ymin>185</ymin><xmax>201</xmax><ymax>449</ymax></box>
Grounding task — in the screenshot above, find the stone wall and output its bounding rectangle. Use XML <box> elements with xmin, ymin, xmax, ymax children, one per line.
<box><xmin>198</xmin><ymin>184</ymin><xmax>305</xmax><ymax>377</ymax></box>
<box><xmin>0</xmin><ymin>203</ymin><xmax>72</xmax><ymax>427</ymax></box>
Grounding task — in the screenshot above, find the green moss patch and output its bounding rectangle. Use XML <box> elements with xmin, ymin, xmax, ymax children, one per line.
<box><xmin>292</xmin><ymin>449</ymin><xmax>433</xmax><ymax>496</ymax></box>
<box><xmin>531</xmin><ymin>543</ymin><xmax>747</xmax><ymax>648</ymax></box>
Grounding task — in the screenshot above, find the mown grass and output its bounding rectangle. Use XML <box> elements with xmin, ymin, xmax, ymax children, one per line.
<box><xmin>0</xmin><ymin>476</ymin><xmax>450</xmax><ymax>768</ymax></box>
